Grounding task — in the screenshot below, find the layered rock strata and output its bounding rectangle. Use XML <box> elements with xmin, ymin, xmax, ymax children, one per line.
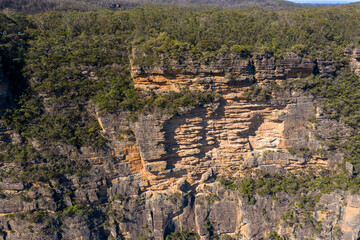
<box><xmin>130</xmin><ymin>52</ymin><xmax>343</xmax><ymax>191</ymax></box>
<box><xmin>0</xmin><ymin>51</ymin><xmax>358</xmax><ymax>240</ymax></box>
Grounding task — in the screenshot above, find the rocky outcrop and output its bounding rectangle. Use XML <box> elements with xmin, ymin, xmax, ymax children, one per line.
<box><xmin>0</xmin><ymin>51</ymin><xmax>356</xmax><ymax>240</ymax></box>
<box><xmin>129</xmin><ymin>52</ymin><xmax>346</xmax><ymax>192</ymax></box>
<box><xmin>132</xmin><ymin>52</ymin><xmax>340</xmax><ymax>93</ymax></box>
<box><xmin>102</xmin><ymin>182</ymin><xmax>360</xmax><ymax>240</ymax></box>
<box><xmin>80</xmin><ymin>51</ymin><xmax>357</xmax><ymax>239</ymax></box>
<box><xmin>351</xmin><ymin>48</ymin><xmax>360</xmax><ymax>77</ymax></box>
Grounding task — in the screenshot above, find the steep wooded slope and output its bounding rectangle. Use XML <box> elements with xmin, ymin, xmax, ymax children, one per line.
<box><xmin>1</xmin><ymin>7</ymin><xmax>360</xmax><ymax>240</ymax></box>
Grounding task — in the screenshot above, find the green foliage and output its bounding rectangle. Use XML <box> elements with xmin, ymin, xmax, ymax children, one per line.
<box><xmin>2</xmin><ymin>10</ymin><xmax>219</xmax><ymax>150</ymax></box>
<box><xmin>244</xmin><ymin>84</ymin><xmax>272</xmax><ymax>102</ymax></box>
<box><xmin>101</xmin><ymin>88</ymin><xmax>218</xmax><ymax>121</ymax></box>
<box><xmin>166</xmin><ymin>231</ymin><xmax>200</xmax><ymax>240</ymax></box>
<box><xmin>63</xmin><ymin>205</ymin><xmax>86</xmax><ymax>217</ymax></box>
<box><xmin>230</xmin><ymin>45</ymin><xmax>251</xmax><ymax>58</ymax></box>
<box><xmin>2</xmin><ymin>4</ymin><xmax>360</xmax><ymax>220</ymax></box>
<box><xmin>11</xmin><ymin>210</ymin><xmax>49</xmax><ymax>223</ymax></box>
<box><xmin>142</xmin><ymin>89</ymin><xmax>218</xmax><ymax>115</ymax></box>
<box><xmin>204</xmin><ymin>218</ymin><xmax>215</xmax><ymax>238</ymax></box>
<box><xmin>332</xmin><ymin>226</ymin><xmax>343</xmax><ymax>239</ymax></box>
<box><xmin>0</xmin><ymin>0</ymin><xmax>301</xmax><ymax>15</ymax></box>
<box><xmin>266</xmin><ymin>232</ymin><xmax>284</xmax><ymax>240</ymax></box>
<box><xmin>304</xmin><ymin>69</ymin><xmax>360</xmax><ymax>173</ymax></box>
<box><xmin>2</xmin><ymin>10</ymin><xmax>135</xmax><ymax>148</ymax></box>
<box><xmin>0</xmin><ymin>140</ymin><xmax>90</xmax><ymax>183</ymax></box>
<box><xmin>3</xmin><ymin>5</ymin><xmax>360</xmax><ymax>74</ymax></box>
<box><xmin>219</xmin><ymin>172</ymin><xmax>328</xmax><ymax>231</ymax></box>
<box><xmin>306</xmin><ymin>70</ymin><xmax>360</xmax><ymax>129</ymax></box>
<box><xmin>219</xmin><ymin>168</ymin><xmax>360</xmax><ymax>204</ymax></box>
<box><xmin>0</xmin><ymin>0</ymin><xmax>101</xmax><ymax>13</ymax></box>
<box><xmin>0</xmin><ymin>142</ymin><xmax>36</xmax><ymax>164</ymax></box>
<box><xmin>0</xmin><ymin>10</ymin><xmax>220</xmax><ymax>187</ymax></box>
<box><xmin>281</xmin><ymin>210</ymin><xmax>294</xmax><ymax>222</ymax></box>
<box><xmin>218</xmin><ymin>234</ymin><xmax>235</xmax><ymax>240</ymax></box>
<box><xmin>118</xmin><ymin>129</ymin><xmax>136</xmax><ymax>142</ymax></box>
<box><xmin>236</xmin><ymin>177</ymin><xmax>257</xmax><ymax>204</ymax></box>
<box><xmin>129</xmin><ymin>6</ymin><xmax>360</xmax><ymax>66</ymax></box>
<box><xmin>137</xmin><ymin>235</ymin><xmax>149</xmax><ymax>240</ymax></box>
<box><xmin>5</xmin><ymin>98</ymin><xmax>107</xmax><ymax>148</ymax></box>
<box><xmin>19</xmin><ymin>158</ymin><xmax>90</xmax><ymax>182</ymax></box>
<box><xmin>290</xmin><ymin>44</ymin><xmax>308</xmax><ymax>56</ymax></box>
<box><xmin>286</xmin><ymin>146</ymin><xmax>313</xmax><ymax>159</ymax></box>
<box><xmin>132</xmin><ymin>32</ymin><xmax>191</xmax><ymax>67</ymax></box>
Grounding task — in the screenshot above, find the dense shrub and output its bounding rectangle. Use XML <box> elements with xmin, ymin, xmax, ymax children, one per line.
<box><xmin>166</xmin><ymin>231</ymin><xmax>199</xmax><ymax>240</ymax></box>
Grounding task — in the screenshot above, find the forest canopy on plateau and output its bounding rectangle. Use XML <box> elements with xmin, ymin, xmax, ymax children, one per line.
<box><xmin>0</xmin><ymin>0</ymin><xmax>301</xmax><ymax>14</ymax></box>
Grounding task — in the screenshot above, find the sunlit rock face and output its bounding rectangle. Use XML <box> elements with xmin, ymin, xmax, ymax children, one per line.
<box><xmin>129</xmin><ymin>52</ymin><xmax>341</xmax><ymax>191</ymax></box>
<box><xmin>0</xmin><ymin>51</ymin><xmax>358</xmax><ymax>240</ymax></box>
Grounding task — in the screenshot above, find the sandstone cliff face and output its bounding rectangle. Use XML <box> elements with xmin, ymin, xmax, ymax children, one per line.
<box><xmin>132</xmin><ymin>52</ymin><xmax>339</xmax><ymax>93</ymax></box>
<box><xmin>130</xmin><ymin>52</ymin><xmax>342</xmax><ymax>191</ymax></box>
<box><xmin>0</xmin><ymin>52</ymin><xmax>358</xmax><ymax>240</ymax></box>
<box><xmin>75</xmin><ymin>51</ymin><xmax>352</xmax><ymax>239</ymax></box>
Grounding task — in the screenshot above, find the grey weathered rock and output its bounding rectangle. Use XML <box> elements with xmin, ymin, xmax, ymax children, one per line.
<box><xmin>0</xmin><ymin>179</ymin><xmax>24</xmax><ymax>191</ymax></box>
<box><xmin>346</xmin><ymin>161</ymin><xmax>354</xmax><ymax>175</ymax></box>
<box><xmin>0</xmin><ymin>50</ymin><xmax>357</xmax><ymax>240</ymax></box>
<box><xmin>200</xmin><ymin>168</ymin><xmax>214</xmax><ymax>183</ymax></box>
<box><xmin>135</xmin><ymin>114</ymin><xmax>167</xmax><ymax>162</ymax></box>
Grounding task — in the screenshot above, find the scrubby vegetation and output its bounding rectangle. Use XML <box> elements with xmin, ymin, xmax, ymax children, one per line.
<box><xmin>0</xmin><ymin>0</ymin><xmax>359</xmax><ymax>191</ymax></box>
<box><xmin>0</xmin><ymin>0</ymin><xmax>300</xmax><ymax>14</ymax></box>
<box><xmin>218</xmin><ymin>68</ymin><xmax>360</xmax><ymax>227</ymax></box>
<box><xmin>130</xmin><ymin>6</ymin><xmax>360</xmax><ymax>66</ymax></box>
<box><xmin>2</xmin><ymin>3</ymin><xmax>360</xmax><ymax>238</ymax></box>
<box><xmin>304</xmin><ymin>70</ymin><xmax>360</xmax><ymax>171</ymax></box>
<box><xmin>0</xmin><ymin>9</ymin><xmax>222</xmax><ymax>183</ymax></box>
<box><xmin>217</xmin><ymin>167</ymin><xmax>359</xmax><ymax>234</ymax></box>
<box><xmin>165</xmin><ymin>230</ymin><xmax>200</xmax><ymax>240</ymax></box>
<box><xmin>0</xmin><ymin>0</ymin><xmax>138</xmax><ymax>13</ymax></box>
<box><xmin>266</xmin><ymin>232</ymin><xmax>284</xmax><ymax>240</ymax></box>
<box><xmin>216</xmin><ymin>65</ymin><xmax>360</xmax><ymax>204</ymax></box>
<box><xmin>219</xmin><ymin>167</ymin><xmax>360</xmax><ymax>202</ymax></box>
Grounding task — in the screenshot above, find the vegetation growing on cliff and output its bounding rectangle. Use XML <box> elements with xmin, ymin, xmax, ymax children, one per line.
<box><xmin>0</xmin><ymin>9</ymin><xmax>220</xmax><ymax>186</ymax></box>
<box><xmin>218</xmin><ymin>167</ymin><xmax>360</xmax><ymax>204</ymax></box>
<box><xmin>165</xmin><ymin>231</ymin><xmax>200</xmax><ymax>240</ymax></box>
<box><xmin>217</xmin><ymin>66</ymin><xmax>360</xmax><ymax>200</ymax></box>
<box><xmin>304</xmin><ymin>70</ymin><xmax>360</xmax><ymax>171</ymax></box>
<box><xmin>3</xmin><ymin>3</ymin><xmax>360</xmax><ymax>239</ymax></box>
<box><xmin>1</xmin><ymin>0</ymin><xmax>360</xmax><ymax>189</ymax></box>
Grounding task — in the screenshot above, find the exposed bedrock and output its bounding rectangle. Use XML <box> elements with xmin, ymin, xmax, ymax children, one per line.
<box><xmin>131</xmin><ymin>52</ymin><xmax>346</xmax><ymax>191</ymax></box>
<box><xmin>1</xmin><ymin>50</ymin><xmax>360</xmax><ymax>239</ymax></box>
